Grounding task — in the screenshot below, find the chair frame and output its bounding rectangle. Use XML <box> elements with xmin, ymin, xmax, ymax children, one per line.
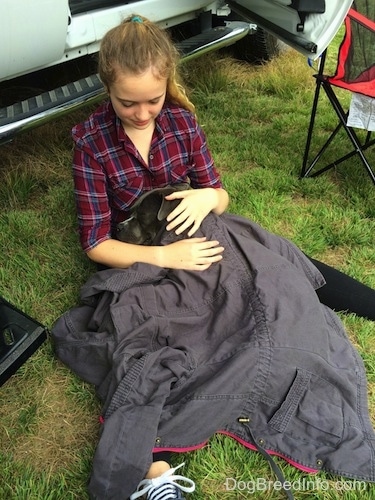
<box><xmin>300</xmin><ymin>11</ymin><xmax>375</xmax><ymax>185</ymax></box>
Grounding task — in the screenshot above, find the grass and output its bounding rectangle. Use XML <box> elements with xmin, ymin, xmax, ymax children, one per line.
<box><xmin>0</xmin><ymin>42</ymin><xmax>374</xmax><ymax>500</ymax></box>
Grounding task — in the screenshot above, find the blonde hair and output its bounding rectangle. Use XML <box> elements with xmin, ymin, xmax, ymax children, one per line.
<box><xmin>98</xmin><ymin>14</ymin><xmax>195</xmax><ymax>114</ymax></box>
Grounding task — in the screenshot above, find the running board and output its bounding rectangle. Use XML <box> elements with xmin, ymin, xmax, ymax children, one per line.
<box><xmin>0</xmin><ymin>22</ymin><xmax>251</xmax><ymax>144</ymax></box>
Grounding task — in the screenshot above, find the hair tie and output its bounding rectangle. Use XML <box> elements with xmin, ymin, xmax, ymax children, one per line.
<box><xmin>131</xmin><ymin>15</ymin><xmax>143</xmax><ymax>23</ymax></box>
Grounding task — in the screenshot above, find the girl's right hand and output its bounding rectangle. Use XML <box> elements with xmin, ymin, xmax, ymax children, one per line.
<box><xmin>160</xmin><ymin>237</ymin><xmax>224</xmax><ymax>271</ymax></box>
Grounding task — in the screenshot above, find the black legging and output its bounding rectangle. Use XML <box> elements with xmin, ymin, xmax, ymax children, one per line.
<box><xmin>310</xmin><ymin>258</ymin><xmax>375</xmax><ymax>321</ymax></box>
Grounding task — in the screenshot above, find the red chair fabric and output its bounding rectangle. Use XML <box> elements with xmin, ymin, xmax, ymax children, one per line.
<box><xmin>328</xmin><ymin>6</ymin><xmax>375</xmax><ymax>97</ymax></box>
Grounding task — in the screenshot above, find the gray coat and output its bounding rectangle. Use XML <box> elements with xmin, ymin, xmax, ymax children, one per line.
<box><xmin>52</xmin><ymin>212</ymin><xmax>375</xmax><ymax>499</ymax></box>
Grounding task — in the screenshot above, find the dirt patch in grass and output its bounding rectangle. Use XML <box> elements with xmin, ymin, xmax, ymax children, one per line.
<box><xmin>318</xmin><ymin>247</ymin><xmax>348</xmax><ymax>269</ymax></box>
<box><xmin>0</xmin><ymin>364</ymin><xmax>99</xmax><ymax>473</ymax></box>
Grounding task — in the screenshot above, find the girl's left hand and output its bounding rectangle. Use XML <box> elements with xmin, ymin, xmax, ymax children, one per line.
<box><xmin>164</xmin><ymin>188</ymin><xmax>219</xmax><ymax>237</ymax></box>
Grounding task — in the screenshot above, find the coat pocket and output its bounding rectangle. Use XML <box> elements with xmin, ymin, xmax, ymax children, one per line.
<box><xmin>268</xmin><ymin>368</ymin><xmax>344</xmax><ymax>447</ymax></box>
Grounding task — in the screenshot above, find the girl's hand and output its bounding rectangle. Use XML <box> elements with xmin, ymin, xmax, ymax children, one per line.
<box><xmin>164</xmin><ymin>188</ymin><xmax>220</xmax><ymax>236</ymax></box>
<box><xmin>160</xmin><ymin>237</ymin><xmax>224</xmax><ymax>271</ymax></box>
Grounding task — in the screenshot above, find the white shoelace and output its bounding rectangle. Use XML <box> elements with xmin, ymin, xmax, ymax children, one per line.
<box><xmin>130</xmin><ymin>463</ymin><xmax>196</xmax><ymax>499</ymax></box>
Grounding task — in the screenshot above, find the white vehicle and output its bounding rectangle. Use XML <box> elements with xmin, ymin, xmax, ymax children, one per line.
<box><xmin>0</xmin><ymin>0</ymin><xmax>352</xmax><ymax>144</ymax></box>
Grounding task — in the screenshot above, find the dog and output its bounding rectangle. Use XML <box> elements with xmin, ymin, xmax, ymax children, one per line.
<box><xmin>116</xmin><ymin>183</ymin><xmax>190</xmax><ymax>245</ymax></box>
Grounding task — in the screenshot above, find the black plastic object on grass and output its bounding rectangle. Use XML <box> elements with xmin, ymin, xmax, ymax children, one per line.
<box><xmin>0</xmin><ymin>297</ymin><xmax>47</xmax><ymax>386</ymax></box>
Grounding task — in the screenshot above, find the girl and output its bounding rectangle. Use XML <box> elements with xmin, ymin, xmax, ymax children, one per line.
<box><xmin>72</xmin><ymin>15</ymin><xmax>228</xmax><ymax>273</ymax></box>
<box><xmin>72</xmin><ymin>14</ymin><xmax>375</xmax><ymax>500</ymax></box>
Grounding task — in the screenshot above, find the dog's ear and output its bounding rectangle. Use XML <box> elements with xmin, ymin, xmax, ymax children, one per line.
<box><xmin>156</xmin><ymin>183</ymin><xmax>191</xmax><ymax>221</ymax></box>
<box><xmin>137</xmin><ymin>194</ymin><xmax>164</xmax><ymax>227</ymax></box>
<box><xmin>157</xmin><ymin>197</ymin><xmax>180</xmax><ymax>221</ymax></box>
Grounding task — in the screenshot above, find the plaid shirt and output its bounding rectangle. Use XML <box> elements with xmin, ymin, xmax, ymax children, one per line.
<box><xmin>72</xmin><ymin>100</ymin><xmax>222</xmax><ymax>252</ymax></box>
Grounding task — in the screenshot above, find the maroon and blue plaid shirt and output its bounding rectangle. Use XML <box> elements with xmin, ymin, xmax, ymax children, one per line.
<box><xmin>72</xmin><ymin>100</ymin><xmax>222</xmax><ymax>252</ymax></box>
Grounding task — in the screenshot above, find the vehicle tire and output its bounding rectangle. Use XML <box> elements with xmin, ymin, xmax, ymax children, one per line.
<box><xmin>232</xmin><ymin>27</ymin><xmax>283</xmax><ymax>64</ymax></box>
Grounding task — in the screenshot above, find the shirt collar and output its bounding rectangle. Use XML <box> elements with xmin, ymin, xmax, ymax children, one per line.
<box><xmin>114</xmin><ymin>112</ymin><xmax>127</xmax><ymax>143</ymax></box>
<box><xmin>112</xmin><ymin>102</ymin><xmax>170</xmax><ymax>144</ymax></box>
<box><xmin>155</xmin><ymin>105</ymin><xmax>171</xmax><ymax>134</ymax></box>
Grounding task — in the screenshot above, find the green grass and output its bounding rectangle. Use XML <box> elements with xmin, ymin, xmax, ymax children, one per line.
<box><xmin>0</xmin><ymin>44</ymin><xmax>374</xmax><ymax>499</ymax></box>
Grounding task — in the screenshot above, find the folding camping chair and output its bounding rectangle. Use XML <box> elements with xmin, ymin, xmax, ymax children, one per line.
<box><xmin>300</xmin><ymin>0</ymin><xmax>375</xmax><ymax>185</ymax></box>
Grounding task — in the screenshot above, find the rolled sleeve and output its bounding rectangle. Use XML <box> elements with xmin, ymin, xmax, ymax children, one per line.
<box><xmin>72</xmin><ymin>144</ymin><xmax>112</xmax><ymax>252</ymax></box>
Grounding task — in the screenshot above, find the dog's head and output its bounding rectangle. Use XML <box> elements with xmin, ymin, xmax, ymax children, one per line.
<box><xmin>116</xmin><ymin>183</ymin><xmax>190</xmax><ymax>245</ymax></box>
